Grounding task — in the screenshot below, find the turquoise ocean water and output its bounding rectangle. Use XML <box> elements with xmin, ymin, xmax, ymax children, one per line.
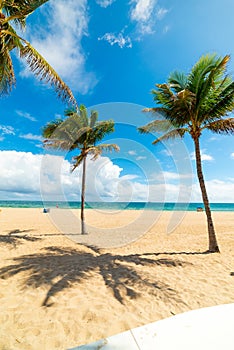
<box><xmin>0</xmin><ymin>201</ymin><xmax>234</xmax><ymax>211</ymax></box>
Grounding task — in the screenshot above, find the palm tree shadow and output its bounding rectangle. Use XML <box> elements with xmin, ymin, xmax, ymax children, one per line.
<box><xmin>0</xmin><ymin>246</ymin><xmax>191</xmax><ymax>307</ymax></box>
<box><xmin>0</xmin><ymin>229</ymin><xmax>41</xmax><ymax>247</ymax></box>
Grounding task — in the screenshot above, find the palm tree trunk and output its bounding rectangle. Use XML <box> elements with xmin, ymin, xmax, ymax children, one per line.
<box><xmin>81</xmin><ymin>155</ymin><xmax>87</xmax><ymax>234</ymax></box>
<box><xmin>194</xmin><ymin>137</ymin><xmax>220</xmax><ymax>252</ymax></box>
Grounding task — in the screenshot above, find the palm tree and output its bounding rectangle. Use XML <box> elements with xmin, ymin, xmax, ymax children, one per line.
<box><xmin>42</xmin><ymin>105</ymin><xmax>119</xmax><ymax>234</ymax></box>
<box><xmin>139</xmin><ymin>53</ymin><xmax>234</xmax><ymax>253</ymax></box>
<box><xmin>0</xmin><ymin>0</ymin><xmax>76</xmax><ymax>106</ymax></box>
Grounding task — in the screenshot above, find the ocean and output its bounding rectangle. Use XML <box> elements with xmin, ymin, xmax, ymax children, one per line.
<box><xmin>0</xmin><ymin>201</ymin><xmax>234</xmax><ymax>211</ymax></box>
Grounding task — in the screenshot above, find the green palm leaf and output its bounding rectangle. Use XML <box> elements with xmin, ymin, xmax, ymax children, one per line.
<box><xmin>152</xmin><ymin>128</ymin><xmax>187</xmax><ymax>144</ymax></box>
<box><xmin>2</xmin><ymin>0</ymin><xmax>49</xmax><ymax>29</ymax></box>
<box><xmin>138</xmin><ymin>53</ymin><xmax>234</xmax><ymax>253</ymax></box>
<box><xmin>0</xmin><ymin>47</ymin><xmax>15</xmax><ymax>94</ymax></box>
<box><xmin>88</xmin><ymin>143</ymin><xmax>120</xmax><ymax>160</ymax></box>
<box><xmin>168</xmin><ymin>71</ymin><xmax>188</xmax><ymax>91</ymax></box>
<box><xmin>0</xmin><ymin>2</ymin><xmax>77</xmax><ymax>105</ymax></box>
<box><xmin>138</xmin><ymin>119</ymin><xmax>173</xmax><ymax>134</ymax></box>
<box><xmin>205</xmin><ymin>118</ymin><xmax>234</xmax><ymax>134</ymax></box>
<box><xmin>20</xmin><ymin>42</ymin><xmax>76</xmax><ymax>105</ymax></box>
<box><xmin>71</xmin><ymin>154</ymin><xmax>84</xmax><ymax>172</ymax></box>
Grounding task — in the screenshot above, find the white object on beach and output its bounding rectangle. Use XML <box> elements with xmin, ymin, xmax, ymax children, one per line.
<box><xmin>69</xmin><ymin>303</ymin><xmax>234</xmax><ymax>349</ymax></box>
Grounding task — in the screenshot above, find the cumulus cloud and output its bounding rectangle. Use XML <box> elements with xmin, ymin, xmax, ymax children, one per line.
<box><xmin>0</xmin><ymin>151</ymin><xmax>187</xmax><ymax>202</ymax></box>
<box><xmin>0</xmin><ymin>151</ymin><xmax>136</xmax><ymax>201</ymax></box>
<box><xmin>191</xmin><ymin>179</ymin><xmax>234</xmax><ymax>203</ymax></box>
<box><xmin>0</xmin><ymin>151</ymin><xmax>42</xmax><ymax>197</ymax></box>
<box><xmin>231</xmin><ymin>152</ymin><xmax>234</xmax><ymax>159</ymax></box>
<box><xmin>130</xmin><ymin>0</ymin><xmax>158</xmax><ymax>34</ymax></box>
<box><xmin>152</xmin><ymin>171</ymin><xmax>193</xmax><ymax>182</ymax></box>
<box><xmin>96</xmin><ymin>0</ymin><xmax>116</xmax><ymax>7</ymax></box>
<box><xmin>1</xmin><ymin>151</ymin><xmax>231</xmax><ymax>203</ymax></box>
<box><xmin>190</xmin><ymin>150</ymin><xmax>214</xmax><ymax>162</ymax></box>
<box><xmin>16</xmin><ymin>110</ymin><xmax>37</xmax><ymax>122</ymax></box>
<box><xmin>98</xmin><ymin>32</ymin><xmax>132</xmax><ymax>48</ymax></box>
<box><xmin>22</xmin><ymin>0</ymin><xmax>97</xmax><ymax>94</ymax></box>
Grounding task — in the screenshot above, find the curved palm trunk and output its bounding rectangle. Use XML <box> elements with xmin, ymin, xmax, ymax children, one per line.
<box><xmin>194</xmin><ymin>137</ymin><xmax>220</xmax><ymax>252</ymax></box>
<box><xmin>81</xmin><ymin>155</ymin><xmax>87</xmax><ymax>235</ymax></box>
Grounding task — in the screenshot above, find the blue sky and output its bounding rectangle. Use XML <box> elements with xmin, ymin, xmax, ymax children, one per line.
<box><xmin>0</xmin><ymin>0</ymin><xmax>234</xmax><ymax>202</ymax></box>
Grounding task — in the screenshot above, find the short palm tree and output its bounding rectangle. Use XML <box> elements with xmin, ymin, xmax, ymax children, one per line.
<box><xmin>42</xmin><ymin>105</ymin><xmax>119</xmax><ymax>234</ymax></box>
<box><xmin>139</xmin><ymin>53</ymin><xmax>234</xmax><ymax>253</ymax></box>
<box><xmin>0</xmin><ymin>0</ymin><xmax>76</xmax><ymax>105</ymax></box>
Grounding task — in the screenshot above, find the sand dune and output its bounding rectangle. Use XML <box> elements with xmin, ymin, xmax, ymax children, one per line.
<box><xmin>0</xmin><ymin>208</ymin><xmax>233</xmax><ymax>349</ymax></box>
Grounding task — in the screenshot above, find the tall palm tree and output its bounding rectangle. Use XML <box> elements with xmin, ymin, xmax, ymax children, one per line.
<box><xmin>0</xmin><ymin>0</ymin><xmax>76</xmax><ymax>106</ymax></box>
<box><xmin>42</xmin><ymin>105</ymin><xmax>119</xmax><ymax>235</ymax></box>
<box><xmin>139</xmin><ymin>53</ymin><xmax>234</xmax><ymax>253</ymax></box>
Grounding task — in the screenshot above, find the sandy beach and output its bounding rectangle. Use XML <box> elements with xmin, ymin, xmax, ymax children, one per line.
<box><xmin>0</xmin><ymin>208</ymin><xmax>233</xmax><ymax>349</ymax></box>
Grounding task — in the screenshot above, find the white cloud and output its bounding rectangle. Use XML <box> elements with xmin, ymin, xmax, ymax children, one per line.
<box><xmin>22</xmin><ymin>0</ymin><xmax>97</xmax><ymax>94</ymax></box>
<box><xmin>130</xmin><ymin>0</ymin><xmax>157</xmax><ymax>34</ymax></box>
<box><xmin>151</xmin><ymin>171</ymin><xmax>193</xmax><ymax>182</ymax></box>
<box><xmin>231</xmin><ymin>152</ymin><xmax>234</xmax><ymax>159</ymax></box>
<box><xmin>0</xmin><ymin>125</ymin><xmax>15</xmax><ymax>135</ymax></box>
<box><xmin>191</xmin><ymin>150</ymin><xmax>214</xmax><ymax>162</ymax></box>
<box><xmin>191</xmin><ymin>179</ymin><xmax>234</xmax><ymax>203</ymax></box>
<box><xmin>157</xmin><ymin>7</ymin><xmax>168</xmax><ymax>19</ymax></box>
<box><xmin>96</xmin><ymin>0</ymin><xmax>116</xmax><ymax>7</ymax></box>
<box><xmin>0</xmin><ymin>151</ymin><xmax>42</xmax><ymax>197</ymax></box>
<box><xmin>128</xmin><ymin>150</ymin><xmax>137</xmax><ymax>156</ymax></box>
<box><xmin>19</xmin><ymin>133</ymin><xmax>43</xmax><ymax>141</ymax></box>
<box><xmin>136</xmin><ymin>156</ymin><xmax>146</xmax><ymax>160</ymax></box>
<box><xmin>16</xmin><ymin>110</ymin><xmax>37</xmax><ymax>122</ymax></box>
<box><xmin>130</xmin><ymin>0</ymin><xmax>156</xmax><ymax>22</ymax></box>
<box><xmin>98</xmin><ymin>32</ymin><xmax>132</xmax><ymax>48</ymax></box>
<box><xmin>1</xmin><ymin>151</ymin><xmax>232</xmax><ymax>203</ymax></box>
<box><xmin>0</xmin><ymin>151</ymin><xmax>131</xmax><ymax>201</ymax></box>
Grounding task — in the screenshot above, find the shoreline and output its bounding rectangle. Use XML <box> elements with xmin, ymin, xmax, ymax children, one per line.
<box><xmin>0</xmin><ymin>205</ymin><xmax>234</xmax><ymax>212</ymax></box>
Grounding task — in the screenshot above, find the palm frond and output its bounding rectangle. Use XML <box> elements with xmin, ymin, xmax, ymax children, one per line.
<box><xmin>90</xmin><ymin>110</ymin><xmax>98</xmax><ymax>128</ymax></box>
<box><xmin>79</xmin><ymin>105</ymin><xmax>89</xmax><ymax>126</ymax></box>
<box><xmin>152</xmin><ymin>83</ymin><xmax>174</xmax><ymax>106</ymax></box>
<box><xmin>168</xmin><ymin>71</ymin><xmax>188</xmax><ymax>92</ymax></box>
<box><xmin>64</xmin><ymin>107</ymin><xmax>77</xmax><ymax>117</ymax></box>
<box><xmin>89</xmin><ymin>120</ymin><xmax>115</xmax><ymax>144</ymax></box>
<box><xmin>43</xmin><ymin>138</ymin><xmax>73</xmax><ymax>151</ymax></box>
<box><xmin>19</xmin><ymin>41</ymin><xmax>77</xmax><ymax>106</ymax></box>
<box><xmin>204</xmin><ymin>118</ymin><xmax>234</xmax><ymax>135</ymax></box>
<box><xmin>42</xmin><ymin>119</ymin><xmax>63</xmax><ymax>138</ymax></box>
<box><xmin>0</xmin><ymin>47</ymin><xmax>15</xmax><ymax>94</ymax></box>
<box><xmin>2</xmin><ymin>0</ymin><xmax>49</xmax><ymax>29</ymax></box>
<box><xmin>195</xmin><ymin>55</ymin><xmax>231</xmax><ymax>113</ymax></box>
<box><xmin>152</xmin><ymin>128</ymin><xmax>187</xmax><ymax>145</ymax></box>
<box><xmin>203</xmin><ymin>80</ymin><xmax>234</xmax><ymax>120</ymax></box>
<box><xmin>88</xmin><ymin>144</ymin><xmax>120</xmax><ymax>160</ymax></box>
<box><xmin>142</xmin><ymin>107</ymin><xmax>170</xmax><ymax>119</ymax></box>
<box><xmin>0</xmin><ymin>24</ymin><xmax>23</xmax><ymax>52</ymax></box>
<box><xmin>138</xmin><ymin>119</ymin><xmax>172</xmax><ymax>134</ymax></box>
<box><xmin>188</xmin><ymin>53</ymin><xmax>220</xmax><ymax>94</ymax></box>
<box><xmin>71</xmin><ymin>154</ymin><xmax>84</xmax><ymax>172</ymax></box>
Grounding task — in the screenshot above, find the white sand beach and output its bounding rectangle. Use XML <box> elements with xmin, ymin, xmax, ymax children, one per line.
<box><xmin>0</xmin><ymin>208</ymin><xmax>233</xmax><ymax>349</ymax></box>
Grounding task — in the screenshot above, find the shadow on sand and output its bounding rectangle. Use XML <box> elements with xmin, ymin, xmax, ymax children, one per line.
<box><xmin>0</xmin><ymin>245</ymin><xmax>195</xmax><ymax>307</ymax></box>
<box><xmin>0</xmin><ymin>229</ymin><xmax>41</xmax><ymax>247</ymax></box>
